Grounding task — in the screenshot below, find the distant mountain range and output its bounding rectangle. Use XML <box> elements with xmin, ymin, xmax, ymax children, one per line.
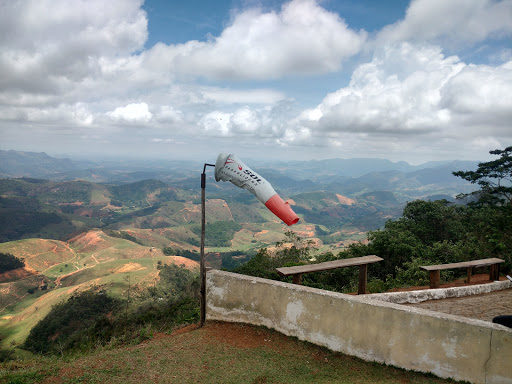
<box><xmin>0</xmin><ymin>149</ymin><xmax>481</xmax><ymax>244</ymax></box>
<box><xmin>0</xmin><ymin>149</ymin><xmax>479</xmax><ymax>202</ymax></box>
<box><xmin>1</xmin><ymin>149</ymin><xmax>479</xmax><ymax>183</ymax></box>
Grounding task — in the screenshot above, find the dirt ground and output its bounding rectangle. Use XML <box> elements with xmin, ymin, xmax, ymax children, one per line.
<box><xmin>400</xmin><ymin>274</ymin><xmax>512</xmax><ymax>322</ymax></box>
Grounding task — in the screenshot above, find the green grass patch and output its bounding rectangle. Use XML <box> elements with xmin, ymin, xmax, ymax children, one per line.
<box><xmin>0</xmin><ymin>322</ymin><xmax>458</xmax><ymax>384</ymax></box>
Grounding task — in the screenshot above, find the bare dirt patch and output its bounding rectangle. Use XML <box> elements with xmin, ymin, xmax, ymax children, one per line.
<box><xmin>113</xmin><ymin>263</ymin><xmax>146</xmax><ymax>274</ymax></box>
<box><xmin>68</xmin><ymin>230</ymin><xmax>107</xmax><ymax>253</ymax></box>
<box><xmin>205</xmin><ymin>321</ymin><xmax>272</xmax><ymax>349</ymax></box>
<box><xmin>166</xmin><ymin>256</ymin><xmax>199</xmax><ymax>270</ymax></box>
<box><xmin>293</xmin><ymin>224</ymin><xmax>316</xmax><ymax>238</ymax></box>
<box><xmin>336</xmin><ymin>194</ymin><xmax>356</xmax><ymax>205</ymax></box>
<box><xmin>254</xmin><ymin>229</ymin><xmax>269</xmax><ymax>239</ymax></box>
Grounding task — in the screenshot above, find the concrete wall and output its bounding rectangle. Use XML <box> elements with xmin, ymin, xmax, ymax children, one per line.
<box><xmin>206</xmin><ymin>270</ymin><xmax>512</xmax><ymax>384</ymax></box>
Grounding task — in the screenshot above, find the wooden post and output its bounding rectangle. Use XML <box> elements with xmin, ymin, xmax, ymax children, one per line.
<box><xmin>292</xmin><ymin>273</ymin><xmax>302</xmax><ymax>285</ymax></box>
<box><xmin>358</xmin><ymin>264</ymin><xmax>368</xmax><ymax>294</ymax></box>
<box><xmin>490</xmin><ymin>263</ymin><xmax>500</xmax><ymax>281</ymax></box>
<box><xmin>466</xmin><ymin>266</ymin><xmax>472</xmax><ymax>284</ymax></box>
<box><xmin>429</xmin><ymin>270</ymin><xmax>440</xmax><ymax>289</ymax></box>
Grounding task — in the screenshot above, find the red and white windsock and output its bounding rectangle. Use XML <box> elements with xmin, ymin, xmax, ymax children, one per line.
<box><xmin>214</xmin><ymin>153</ymin><xmax>299</xmax><ymax>226</ymax></box>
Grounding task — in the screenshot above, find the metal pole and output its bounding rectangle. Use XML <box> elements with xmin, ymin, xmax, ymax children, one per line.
<box><xmin>200</xmin><ymin>164</ymin><xmax>214</xmax><ymax>328</ymax></box>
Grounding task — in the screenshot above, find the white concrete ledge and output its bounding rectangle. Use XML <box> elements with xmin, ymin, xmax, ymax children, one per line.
<box><xmin>366</xmin><ymin>279</ymin><xmax>512</xmax><ymax>304</ymax></box>
<box><xmin>206</xmin><ymin>270</ymin><xmax>512</xmax><ymax>384</ymax></box>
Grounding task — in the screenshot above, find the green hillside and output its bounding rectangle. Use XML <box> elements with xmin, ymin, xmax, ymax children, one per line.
<box><xmin>0</xmin><ymin>230</ymin><xmax>199</xmax><ymax>350</ymax></box>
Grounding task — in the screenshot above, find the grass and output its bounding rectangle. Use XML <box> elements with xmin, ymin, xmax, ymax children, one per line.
<box><xmin>0</xmin><ymin>321</ymin><xmax>459</xmax><ymax>384</ymax></box>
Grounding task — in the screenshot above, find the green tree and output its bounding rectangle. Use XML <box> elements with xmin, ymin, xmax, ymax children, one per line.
<box><xmin>233</xmin><ymin>231</ymin><xmax>312</xmax><ymax>280</ymax></box>
<box><xmin>453</xmin><ymin>146</ymin><xmax>512</xmax><ymax>272</ymax></box>
<box><xmin>453</xmin><ymin>146</ymin><xmax>512</xmax><ymax>205</ymax></box>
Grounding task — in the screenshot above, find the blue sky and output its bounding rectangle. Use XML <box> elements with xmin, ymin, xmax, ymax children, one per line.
<box><xmin>0</xmin><ymin>0</ymin><xmax>511</xmax><ymax>164</ymax></box>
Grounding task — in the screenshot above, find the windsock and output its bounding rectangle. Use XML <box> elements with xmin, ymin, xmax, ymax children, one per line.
<box><xmin>215</xmin><ymin>153</ymin><xmax>299</xmax><ymax>226</ymax></box>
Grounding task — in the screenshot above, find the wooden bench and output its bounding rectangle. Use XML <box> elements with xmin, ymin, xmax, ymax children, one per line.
<box><xmin>276</xmin><ymin>255</ymin><xmax>383</xmax><ymax>294</ymax></box>
<box><xmin>420</xmin><ymin>258</ymin><xmax>505</xmax><ymax>289</ymax></box>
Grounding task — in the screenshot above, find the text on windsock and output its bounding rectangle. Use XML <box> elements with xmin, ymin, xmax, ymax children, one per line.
<box><xmin>214</xmin><ymin>153</ymin><xmax>299</xmax><ymax>226</ymax></box>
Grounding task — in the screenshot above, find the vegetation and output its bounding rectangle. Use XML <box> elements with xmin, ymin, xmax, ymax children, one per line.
<box><xmin>163</xmin><ymin>247</ymin><xmax>200</xmax><ymax>261</ymax></box>
<box><xmin>351</xmin><ymin>147</ymin><xmax>512</xmax><ymax>287</ymax></box>
<box><xmin>190</xmin><ymin>220</ymin><xmax>242</xmax><ymax>247</ymax></box>
<box><xmin>110</xmin><ymin>180</ymin><xmax>168</xmax><ymax>207</ymax></box>
<box><xmin>0</xmin><ymin>252</ymin><xmax>24</xmax><ymax>273</ymax></box>
<box><xmin>21</xmin><ymin>262</ymin><xmax>199</xmax><ymax>357</ymax></box>
<box><xmin>0</xmin><ymin>210</ymin><xmax>62</xmax><ymax>242</ymax></box>
<box><xmin>234</xmin><ymin>147</ymin><xmax>512</xmax><ymax>292</ymax></box>
<box><xmin>220</xmin><ymin>250</ymin><xmax>253</xmax><ymax>270</ymax></box>
<box><xmin>23</xmin><ymin>288</ymin><xmax>122</xmax><ymax>355</ymax></box>
<box><xmin>103</xmin><ymin>229</ymin><xmax>144</xmax><ymax>245</ymax></box>
<box><xmin>453</xmin><ymin>146</ymin><xmax>512</xmax><ymax>205</ymax></box>
<box><xmin>234</xmin><ymin>231</ymin><xmax>312</xmax><ymax>280</ymax></box>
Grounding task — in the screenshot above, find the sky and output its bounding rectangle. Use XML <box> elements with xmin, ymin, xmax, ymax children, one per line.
<box><xmin>0</xmin><ymin>0</ymin><xmax>511</xmax><ymax>165</ymax></box>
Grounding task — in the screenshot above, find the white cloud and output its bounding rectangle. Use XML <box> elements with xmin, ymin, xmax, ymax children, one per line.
<box><xmin>440</xmin><ymin>61</ymin><xmax>512</xmax><ymax>117</ymax></box>
<box><xmin>154</xmin><ymin>106</ymin><xmax>184</xmax><ymax>124</ymax></box>
<box><xmin>153</xmin><ymin>0</ymin><xmax>366</xmax><ymax>80</ymax></box>
<box><xmin>297</xmin><ymin>44</ymin><xmax>464</xmax><ymax>134</ymax></box>
<box><xmin>151</xmin><ymin>138</ymin><xmax>174</xmax><ymax>143</ymax></box>
<box><xmin>200</xmin><ymin>87</ymin><xmax>286</xmax><ymax>105</ymax></box>
<box><xmin>0</xmin><ymin>0</ymin><xmax>147</xmax><ymax>95</ymax></box>
<box><xmin>285</xmin><ymin>43</ymin><xmax>512</xmax><ymax>155</ymax></box>
<box><xmin>200</xmin><ymin>108</ymin><xmax>264</xmax><ymax>136</ymax></box>
<box><xmin>201</xmin><ymin>111</ymin><xmax>232</xmax><ymax>136</ymax></box>
<box><xmin>199</xmin><ymin>101</ymin><xmax>296</xmax><ymax>139</ymax></box>
<box><xmin>108</xmin><ymin>102</ymin><xmax>153</xmax><ymax>122</ymax></box>
<box><xmin>378</xmin><ymin>0</ymin><xmax>512</xmax><ymax>45</ymax></box>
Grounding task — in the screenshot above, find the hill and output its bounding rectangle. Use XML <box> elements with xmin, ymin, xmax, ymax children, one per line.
<box><xmin>0</xmin><ymin>150</ymin><xmax>92</xmax><ymax>178</ymax></box>
<box><xmin>0</xmin><ymin>230</ymin><xmax>199</xmax><ymax>349</ymax></box>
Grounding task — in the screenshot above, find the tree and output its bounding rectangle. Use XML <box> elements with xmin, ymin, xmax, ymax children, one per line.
<box><xmin>453</xmin><ymin>146</ymin><xmax>512</xmax><ymax>270</ymax></box>
<box><xmin>453</xmin><ymin>146</ymin><xmax>512</xmax><ymax>205</ymax></box>
<box><xmin>0</xmin><ymin>252</ymin><xmax>25</xmax><ymax>273</ymax></box>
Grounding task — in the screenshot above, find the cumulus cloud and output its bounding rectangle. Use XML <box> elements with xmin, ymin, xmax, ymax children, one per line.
<box><xmin>199</xmin><ymin>87</ymin><xmax>286</xmax><ymax>105</ymax></box>
<box><xmin>154</xmin><ymin>106</ymin><xmax>184</xmax><ymax>124</ymax></box>
<box><xmin>286</xmin><ymin>43</ymin><xmax>512</xmax><ymax>151</ymax></box>
<box><xmin>154</xmin><ymin>0</ymin><xmax>366</xmax><ymax>80</ymax></box>
<box><xmin>0</xmin><ymin>0</ymin><xmax>147</xmax><ymax>95</ymax></box>
<box><xmin>440</xmin><ymin>61</ymin><xmax>512</xmax><ymax>117</ymax></box>
<box><xmin>199</xmin><ymin>101</ymin><xmax>295</xmax><ymax>139</ymax></box>
<box><xmin>108</xmin><ymin>102</ymin><xmax>153</xmax><ymax>122</ymax></box>
<box><xmin>378</xmin><ymin>0</ymin><xmax>512</xmax><ymax>45</ymax></box>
